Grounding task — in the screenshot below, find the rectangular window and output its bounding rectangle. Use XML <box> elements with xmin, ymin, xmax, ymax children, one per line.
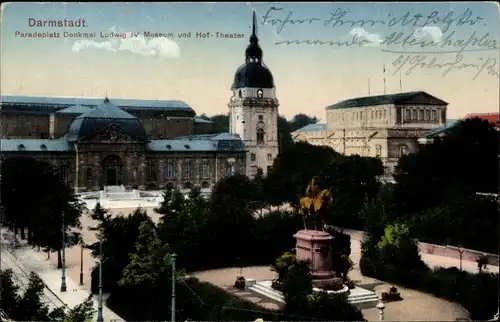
<box><xmin>267</xmin><ymin>153</ymin><xmax>272</xmax><ymax>161</ymax></box>
<box><xmin>184</xmin><ymin>158</ymin><xmax>191</xmax><ymax>179</ymax></box>
<box><xmin>425</xmin><ymin>110</ymin><xmax>430</xmax><ymax>121</ymax></box>
<box><xmin>147</xmin><ymin>160</ymin><xmax>156</xmax><ymax>181</ymax></box>
<box><xmin>258</xmin><ymin>115</ymin><xmax>263</xmax><ymax>121</ymax></box>
<box><xmin>251</xmin><ymin>153</ymin><xmax>256</xmax><ymax>162</ymax></box>
<box><xmin>166</xmin><ymin>160</ymin><xmax>174</xmax><ymax>179</ymax></box>
<box><xmin>405</xmin><ymin>109</ymin><xmax>411</xmax><ymax>120</ymax></box>
<box><xmin>86</xmin><ymin>167</ymin><xmax>92</xmax><ymax>181</ymax></box>
<box><xmin>201</xmin><ymin>159</ymin><xmax>209</xmax><ymax>178</ymax></box>
<box><xmin>59</xmin><ymin>164</ymin><xmax>69</xmax><ymax>183</ymax></box>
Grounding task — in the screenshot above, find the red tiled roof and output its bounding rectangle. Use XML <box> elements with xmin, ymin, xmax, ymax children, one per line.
<box><xmin>463</xmin><ymin>113</ymin><xmax>500</xmax><ymax>125</ymax></box>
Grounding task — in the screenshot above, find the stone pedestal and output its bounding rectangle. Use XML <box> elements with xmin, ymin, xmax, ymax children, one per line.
<box><xmin>294</xmin><ymin>229</ymin><xmax>337</xmax><ymax>288</ymax></box>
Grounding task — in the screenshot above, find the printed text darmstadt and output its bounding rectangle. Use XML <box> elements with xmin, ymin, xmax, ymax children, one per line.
<box><xmin>28</xmin><ymin>18</ymin><xmax>88</xmax><ymax>28</ymax></box>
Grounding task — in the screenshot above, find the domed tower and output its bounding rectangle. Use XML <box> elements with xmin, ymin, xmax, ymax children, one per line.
<box><xmin>228</xmin><ymin>11</ymin><xmax>279</xmax><ymax>178</ymax></box>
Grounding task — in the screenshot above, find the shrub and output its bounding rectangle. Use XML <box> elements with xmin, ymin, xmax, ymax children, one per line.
<box><xmin>381</xmin><ymin>286</ymin><xmax>402</xmax><ymax>302</ymax></box>
<box><xmin>234</xmin><ymin>276</ymin><xmax>246</xmax><ymax>290</ymax></box>
<box><xmin>107</xmin><ymin>277</ymin><xmax>283</xmax><ymax>321</ymax></box>
<box><xmin>279</xmin><ymin>255</ymin><xmax>363</xmax><ymax>321</ymax></box>
<box><xmin>361</xmin><ymin>239</ymin><xmax>499</xmax><ymax>320</ymax></box>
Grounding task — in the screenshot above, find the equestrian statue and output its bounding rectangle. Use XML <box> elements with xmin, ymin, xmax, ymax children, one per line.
<box><xmin>296</xmin><ymin>177</ymin><xmax>333</xmax><ymax>231</ymax></box>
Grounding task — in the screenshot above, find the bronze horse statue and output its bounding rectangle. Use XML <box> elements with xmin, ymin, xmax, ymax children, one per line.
<box><xmin>296</xmin><ymin>177</ymin><xmax>333</xmax><ymax>231</ymax></box>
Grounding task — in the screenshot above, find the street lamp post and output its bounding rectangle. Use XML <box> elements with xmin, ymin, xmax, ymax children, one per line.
<box><xmin>60</xmin><ymin>213</ymin><xmax>67</xmax><ymax>292</ymax></box>
<box><xmin>171</xmin><ymin>253</ymin><xmax>177</xmax><ymax>322</ymax></box>
<box><xmin>446</xmin><ymin>245</ymin><xmax>465</xmax><ymax>271</ymax></box>
<box><xmin>457</xmin><ymin>246</ymin><xmax>464</xmax><ymax>271</ymax></box>
<box><xmin>79</xmin><ymin>241</ymin><xmax>84</xmax><ymax>285</ymax></box>
<box><xmin>97</xmin><ymin>237</ymin><xmax>104</xmax><ymax>322</ymax></box>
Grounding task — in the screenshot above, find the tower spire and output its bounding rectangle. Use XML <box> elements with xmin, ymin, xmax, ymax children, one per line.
<box><xmin>245</xmin><ymin>10</ymin><xmax>262</xmax><ymax>63</ymax></box>
<box><xmin>250</xmin><ymin>10</ymin><xmax>258</xmax><ymax>43</ymax></box>
<box><xmin>104</xmin><ymin>91</ymin><xmax>109</xmax><ymax>103</ymax></box>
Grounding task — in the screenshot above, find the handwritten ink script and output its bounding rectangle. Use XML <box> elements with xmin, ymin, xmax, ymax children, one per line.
<box><xmin>262</xmin><ymin>7</ymin><xmax>484</xmax><ymax>35</ymax></box>
<box><xmin>392</xmin><ymin>54</ymin><xmax>499</xmax><ymax>80</ymax></box>
<box><xmin>262</xmin><ymin>6</ymin><xmax>499</xmax><ymax>79</ymax></box>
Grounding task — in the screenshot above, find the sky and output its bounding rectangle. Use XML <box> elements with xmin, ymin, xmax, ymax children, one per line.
<box><xmin>1</xmin><ymin>2</ymin><xmax>499</xmax><ymax>120</ymax></box>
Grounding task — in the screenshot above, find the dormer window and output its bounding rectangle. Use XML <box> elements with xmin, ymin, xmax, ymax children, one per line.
<box><xmin>257</xmin><ymin>89</ymin><xmax>263</xmax><ymax>98</ymax></box>
<box><xmin>184</xmin><ymin>144</ymin><xmax>190</xmax><ymax>149</ymax></box>
<box><xmin>40</xmin><ymin>144</ymin><xmax>48</xmax><ymax>151</ymax></box>
<box><xmin>166</xmin><ymin>144</ymin><xmax>172</xmax><ymax>149</ymax></box>
<box><xmin>17</xmin><ymin>144</ymin><xmax>26</xmax><ymax>151</ymax></box>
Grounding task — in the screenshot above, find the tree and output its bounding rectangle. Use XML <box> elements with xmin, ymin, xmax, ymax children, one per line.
<box><xmin>88</xmin><ymin>204</ymin><xmax>154</xmax><ymax>293</ymax></box>
<box><xmin>264</xmin><ymin>142</ymin><xmax>340</xmax><ymax>205</ymax></box>
<box><xmin>118</xmin><ymin>220</ymin><xmax>175</xmax><ymax>320</ymax></box>
<box><xmin>62</xmin><ymin>295</ymin><xmax>95</xmax><ymax>322</ymax></box>
<box><xmin>0</xmin><ymin>269</ymin><xmax>20</xmax><ymax>318</ymax></box>
<box><xmin>288</xmin><ymin>114</ymin><xmax>318</xmax><ymax>132</ymax></box>
<box><xmin>394</xmin><ymin>118</ymin><xmax>499</xmax><ymax>214</ymax></box>
<box><xmin>1</xmin><ymin>156</ymin><xmax>84</xmax><ymax>265</ymax></box>
<box><xmin>35</xmin><ymin>182</ymin><xmax>85</xmax><ymax>268</ymax></box>
<box><xmin>376</xmin><ymin>223</ymin><xmax>427</xmax><ymax>271</ymax></box>
<box><xmin>282</xmin><ymin>260</ymin><xmax>312</xmax><ymax>315</ymax></box>
<box><xmin>323</xmin><ymin>155</ymin><xmax>384</xmax><ymax>229</ymax></box>
<box><xmin>1</xmin><ymin>157</ymin><xmax>57</xmax><ymax>242</ymax></box>
<box><xmin>0</xmin><ymin>269</ymin><xmax>95</xmax><ymax>322</ymax></box>
<box><xmin>206</xmin><ymin>175</ymin><xmax>259</xmax><ymax>268</ymax></box>
<box><xmin>277</xmin><ymin>116</ymin><xmax>293</xmax><ymax>153</ymax></box>
<box><xmin>15</xmin><ymin>272</ymin><xmax>51</xmax><ymax>321</ymax></box>
<box><xmin>157</xmin><ymin>187</ymin><xmax>209</xmax><ymax>271</ymax></box>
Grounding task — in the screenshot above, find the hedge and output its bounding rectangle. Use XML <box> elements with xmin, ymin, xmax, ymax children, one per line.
<box><xmin>106</xmin><ymin>277</ymin><xmax>283</xmax><ymax>321</ymax></box>
<box><xmin>360</xmin><ymin>247</ymin><xmax>499</xmax><ymax>320</ymax></box>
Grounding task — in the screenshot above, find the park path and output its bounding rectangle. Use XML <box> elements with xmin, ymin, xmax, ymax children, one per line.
<box><xmin>0</xmin><ymin>228</ymin><xmax>124</xmax><ymax>322</ymax></box>
<box><xmin>335</xmin><ymin>227</ymin><xmax>498</xmax><ymax>274</ymax></box>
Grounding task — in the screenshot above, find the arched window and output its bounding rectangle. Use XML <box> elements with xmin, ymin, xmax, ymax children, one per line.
<box><xmin>398</xmin><ymin>144</ymin><xmax>409</xmax><ymax>158</ymax></box>
<box><xmin>257</xmin><ymin>89</ymin><xmax>263</xmax><ymax>98</ymax></box>
<box><xmin>256</xmin><ymin>129</ymin><xmax>265</xmax><ymax>144</ymax></box>
<box><xmin>227</xmin><ymin>163</ymin><xmax>234</xmax><ymax>177</ymax></box>
<box><xmin>375</xmin><ymin>144</ymin><xmax>382</xmax><ymax>158</ymax></box>
<box><xmin>238</xmin><ymin>90</ymin><xmax>242</xmax><ymax>98</ymax></box>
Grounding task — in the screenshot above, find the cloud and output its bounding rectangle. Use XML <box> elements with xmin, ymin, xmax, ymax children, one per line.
<box><xmin>349</xmin><ymin>28</ymin><xmax>383</xmax><ymax>46</ymax></box>
<box><xmin>72</xmin><ymin>32</ymin><xmax>181</xmax><ymax>58</ymax></box>
<box><xmin>413</xmin><ymin>26</ymin><xmax>443</xmax><ymax>42</ymax></box>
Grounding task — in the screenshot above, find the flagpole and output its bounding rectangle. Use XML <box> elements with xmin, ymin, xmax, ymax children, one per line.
<box><xmin>368</xmin><ymin>78</ymin><xmax>371</xmax><ymax>96</ymax></box>
<box><xmin>383</xmin><ymin>64</ymin><xmax>387</xmax><ymax>94</ymax></box>
<box><xmin>399</xmin><ymin>70</ymin><xmax>403</xmax><ymax>92</ymax></box>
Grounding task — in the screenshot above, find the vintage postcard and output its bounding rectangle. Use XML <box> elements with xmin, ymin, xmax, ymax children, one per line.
<box><xmin>0</xmin><ymin>2</ymin><xmax>499</xmax><ymax>322</ymax></box>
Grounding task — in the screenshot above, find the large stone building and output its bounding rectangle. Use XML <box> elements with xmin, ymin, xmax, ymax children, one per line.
<box><xmin>292</xmin><ymin>91</ymin><xmax>449</xmax><ymax>175</ymax></box>
<box><xmin>0</xmin><ymin>13</ymin><xmax>278</xmax><ymax>191</ymax></box>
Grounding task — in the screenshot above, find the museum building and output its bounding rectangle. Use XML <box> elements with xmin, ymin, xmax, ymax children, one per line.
<box><xmin>0</xmin><ymin>13</ymin><xmax>279</xmax><ymax>191</ymax></box>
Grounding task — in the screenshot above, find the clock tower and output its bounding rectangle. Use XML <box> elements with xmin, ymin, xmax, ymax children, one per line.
<box><xmin>228</xmin><ymin>11</ymin><xmax>279</xmax><ymax>178</ymax></box>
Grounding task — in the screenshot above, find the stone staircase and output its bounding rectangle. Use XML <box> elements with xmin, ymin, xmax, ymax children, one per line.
<box><xmin>249</xmin><ymin>280</ymin><xmax>379</xmax><ymax>309</ymax></box>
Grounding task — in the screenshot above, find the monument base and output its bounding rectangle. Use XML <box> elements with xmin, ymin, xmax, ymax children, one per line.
<box><xmin>294</xmin><ymin>229</ymin><xmax>335</xmax><ymax>281</ymax></box>
<box><xmin>312</xmin><ymin>276</ymin><xmax>344</xmax><ymax>290</ymax></box>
